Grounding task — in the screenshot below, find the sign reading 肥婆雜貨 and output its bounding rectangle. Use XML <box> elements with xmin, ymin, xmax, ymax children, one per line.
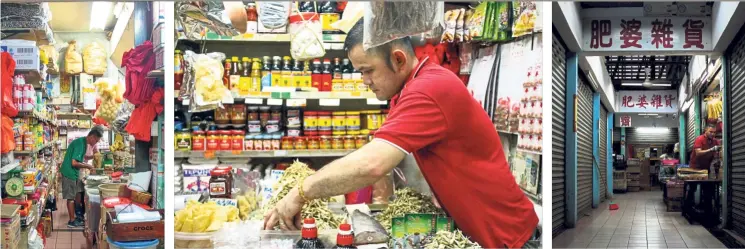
<box><xmin>583</xmin><ymin>17</ymin><xmax>712</xmax><ymax>52</ymax></box>
<box><xmin>617</xmin><ymin>90</ymin><xmax>679</xmax><ymax>113</ymax></box>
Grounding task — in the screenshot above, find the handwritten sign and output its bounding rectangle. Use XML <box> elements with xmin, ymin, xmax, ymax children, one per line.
<box><xmin>211</xmin><ymin>198</ymin><xmax>238</xmax><ymax>207</ymax></box>
<box><xmin>583</xmin><ymin>17</ymin><xmax>712</xmax><ymax>51</ymax></box>
<box><xmin>617</xmin><ymin>90</ymin><xmax>678</xmax><ymax>113</ymax></box>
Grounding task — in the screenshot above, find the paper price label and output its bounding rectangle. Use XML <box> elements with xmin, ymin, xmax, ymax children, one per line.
<box><xmin>267</xmin><ymin>99</ymin><xmax>283</xmax><ymax>106</ymax></box>
<box><xmin>319</xmin><ymin>99</ymin><xmax>341</xmax><ymax>106</ymax></box>
<box><xmin>366</xmin><ymin>98</ymin><xmax>387</xmax><ymax>105</ymax></box>
<box><xmin>286</xmin><ymin>99</ymin><xmax>307</xmax><ymax>107</ymax></box>
<box><xmin>245</xmin><ymin>98</ymin><xmax>263</xmax><ymax>104</ymax></box>
<box><xmin>273</xmin><ymin>150</ymin><xmax>287</xmax><ymax>157</ymax></box>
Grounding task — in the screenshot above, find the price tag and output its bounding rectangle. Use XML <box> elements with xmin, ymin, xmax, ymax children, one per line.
<box><xmin>351</xmin><ymin>92</ymin><xmax>362</xmax><ymax>97</ymax></box>
<box><xmin>204</xmin><ymin>151</ymin><xmax>216</xmax><ymax>159</ymax></box>
<box><xmin>222</xmin><ymin>97</ymin><xmax>235</xmax><ymax>104</ymax></box>
<box><xmin>245</xmin><ymin>98</ymin><xmax>263</xmax><ymax>105</ymax></box>
<box><xmin>366</xmin><ymin>98</ymin><xmax>387</xmax><ymax>105</ymax></box>
<box><xmin>286</xmin><ymin>99</ymin><xmax>307</xmax><ymax>107</ymax></box>
<box><xmin>319</xmin><ymin>99</ymin><xmax>341</xmax><ymax>106</ymax></box>
<box><xmin>273</xmin><ymin>150</ymin><xmax>287</xmax><ymax>157</ymax></box>
<box><xmin>231</xmin><ymin>150</ymin><xmax>242</xmax><ymax>155</ymax></box>
<box><xmin>267</xmin><ymin>99</ymin><xmax>283</xmax><ymax>106</ymax></box>
<box><xmin>212</xmin><ymin>198</ymin><xmax>238</xmax><ymax>207</ymax></box>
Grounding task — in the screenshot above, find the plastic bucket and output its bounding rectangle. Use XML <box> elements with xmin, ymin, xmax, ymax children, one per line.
<box><xmin>86</xmin><ymin>188</ymin><xmax>100</xmax><ymax>204</ymax></box>
<box><xmin>98</xmin><ymin>183</ymin><xmax>124</xmax><ymax>199</ymax></box>
<box><xmin>106</xmin><ymin>238</ymin><xmax>158</xmax><ymax>249</ymax></box>
<box><xmin>174</xmin><ymin>231</ymin><xmax>215</xmax><ymax>249</ymax></box>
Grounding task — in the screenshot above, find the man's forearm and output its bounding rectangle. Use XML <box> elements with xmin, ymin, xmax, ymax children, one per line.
<box><xmin>72</xmin><ymin>160</ymin><xmax>90</xmax><ymax>169</ymax></box>
<box><xmin>301</xmin><ymin>140</ymin><xmax>406</xmax><ymax>200</ymax></box>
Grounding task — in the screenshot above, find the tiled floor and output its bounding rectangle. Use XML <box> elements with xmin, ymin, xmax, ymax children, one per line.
<box><xmin>554</xmin><ymin>190</ymin><xmax>728</xmax><ymax>248</ymax></box>
<box><xmin>45</xmin><ymin>195</ymin><xmax>88</xmax><ymax>249</ymax></box>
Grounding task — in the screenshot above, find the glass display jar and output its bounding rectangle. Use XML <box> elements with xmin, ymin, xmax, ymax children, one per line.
<box><xmin>230</xmin><ymin>104</ymin><xmax>247</xmax><ymax>125</ymax></box>
<box><xmin>294</xmin><ymin>137</ymin><xmax>307</xmax><ymax>150</ymax></box>
<box><xmin>206</xmin><ymin>131</ymin><xmax>220</xmax><ymax>151</ymax></box>
<box><xmin>281</xmin><ymin>136</ymin><xmax>294</xmax><ymax>150</ymax></box>
<box><xmin>253</xmin><ymin>135</ymin><xmax>264</xmax><ymax>151</ymax></box>
<box><xmin>365</xmin><ymin>110</ymin><xmax>382</xmax><ymax>130</ymax></box>
<box><xmin>192</xmin><ymin>131</ymin><xmax>206</xmax><ymax>151</ymax></box>
<box><xmin>355</xmin><ymin>135</ymin><xmax>367</xmax><ymax>149</ymax></box>
<box><xmin>317</xmin><ymin>111</ymin><xmax>332</xmax><ymax>132</ymax></box>
<box><xmin>270</xmin><ymin>107</ymin><xmax>282</xmax><ymax>121</ymax></box>
<box><xmin>176</xmin><ymin>129</ymin><xmax>192</xmax><ymax>151</ymax></box>
<box><xmin>332</xmin><ymin>111</ymin><xmax>346</xmax><ymax>135</ymax></box>
<box><xmin>304</xmin><ymin>111</ymin><xmax>318</xmax><ymax>133</ymax></box>
<box><xmin>343</xmin><ymin>135</ymin><xmax>356</xmax><ymax>149</ymax></box>
<box><xmin>209</xmin><ymin>168</ymin><xmax>233</xmax><ymax>199</ymax></box>
<box><xmin>244</xmin><ymin>134</ymin><xmax>254</xmax><ymax>150</ymax></box>
<box><xmin>345</xmin><ymin>111</ymin><xmax>360</xmax><ymax>134</ymax></box>
<box><xmin>307</xmin><ymin>136</ymin><xmax>320</xmax><ymax>150</ymax></box>
<box><xmin>219</xmin><ymin>130</ymin><xmax>232</xmax><ymax>150</ymax></box>
<box><xmin>271</xmin><ymin>135</ymin><xmax>282</xmax><ymax>150</ymax></box>
<box><xmin>215</xmin><ymin>106</ymin><xmax>231</xmax><ymax>124</ymax></box>
<box><xmin>319</xmin><ymin>136</ymin><xmax>332</xmax><ymax>149</ymax></box>
<box><xmin>331</xmin><ymin>136</ymin><xmax>344</xmax><ymax>150</ymax></box>
<box><xmin>231</xmin><ymin>130</ymin><xmax>245</xmax><ymax>150</ymax></box>
<box><xmin>247</xmin><ymin>106</ymin><xmax>260</xmax><ymax>121</ymax></box>
<box><xmin>287</xmin><ymin>108</ymin><xmax>302</xmax><ymax>129</ymax></box>
<box><xmin>259</xmin><ymin>106</ymin><xmax>271</xmax><ymax>126</ymax></box>
<box><xmin>262</xmin><ymin>135</ymin><xmax>272</xmax><ymax>151</ymax></box>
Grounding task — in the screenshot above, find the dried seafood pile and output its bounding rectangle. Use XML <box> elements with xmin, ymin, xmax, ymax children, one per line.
<box><xmin>375</xmin><ymin>188</ymin><xmax>441</xmax><ymax>231</ymax></box>
<box><xmin>424</xmin><ymin>230</ymin><xmax>482</xmax><ymax>249</ymax></box>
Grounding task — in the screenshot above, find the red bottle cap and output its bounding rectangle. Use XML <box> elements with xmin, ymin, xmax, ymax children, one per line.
<box><xmin>301</xmin><ymin>218</ymin><xmax>318</xmax><ymax>239</ymax></box>
<box><xmin>336</xmin><ymin>223</ymin><xmax>354</xmax><ymax>246</ymax></box>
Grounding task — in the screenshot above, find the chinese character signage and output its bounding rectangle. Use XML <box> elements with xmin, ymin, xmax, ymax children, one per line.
<box><xmin>620</xmin><ymin>116</ymin><xmax>632</xmax><ymax>127</ymax></box>
<box><xmin>617</xmin><ymin>90</ymin><xmax>678</xmax><ymax>113</ymax></box>
<box><xmin>583</xmin><ymin>17</ymin><xmax>712</xmax><ymax>51</ymax></box>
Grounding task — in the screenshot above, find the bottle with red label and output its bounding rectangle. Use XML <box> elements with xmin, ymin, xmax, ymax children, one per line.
<box><xmin>322</xmin><ymin>59</ymin><xmax>333</xmax><ymax>91</ymax></box>
<box><xmin>311</xmin><ymin>59</ymin><xmax>322</xmax><ymax>90</ymax></box>
<box><xmin>332</xmin><ymin>223</ymin><xmax>356</xmax><ymax>249</ymax></box>
<box><xmin>296</xmin><ymin>218</ymin><xmax>326</xmax><ymax>249</ymax></box>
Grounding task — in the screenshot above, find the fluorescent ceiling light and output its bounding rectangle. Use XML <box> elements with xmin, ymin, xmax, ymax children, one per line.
<box><xmin>621</xmin><ymin>83</ymin><xmax>672</xmax><ymax>87</ymax></box>
<box><xmin>622</xmin><ymin>83</ymin><xmax>643</xmax><ymax>86</ymax></box>
<box><xmin>638</xmin><ymin>113</ymin><xmax>659</xmax><ymax>116</ymax></box>
<box><xmin>90</xmin><ymin>2</ymin><xmax>113</xmax><ymax>30</ymax></box>
<box><xmin>637</xmin><ymin>127</ymin><xmax>669</xmax><ymax>133</ymax></box>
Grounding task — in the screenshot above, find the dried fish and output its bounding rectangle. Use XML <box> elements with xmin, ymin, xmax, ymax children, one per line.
<box><xmin>424</xmin><ymin>230</ymin><xmax>482</xmax><ymax>249</ymax></box>
<box><xmin>375</xmin><ymin>188</ymin><xmax>441</xmax><ymax>231</ymax></box>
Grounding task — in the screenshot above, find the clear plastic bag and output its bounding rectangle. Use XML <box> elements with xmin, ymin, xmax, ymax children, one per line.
<box><xmin>64</xmin><ymin>41</ymin><xmax>83</xmax><ymax>74</ymax></box>
<box><xmin>257</xmin><ymin>2</ymin><xmax>290</xmax><ymax>29</ymax></box>
<box><xmin>111</xmin><ymin>100</ymin><xmax>134</xmax><ymax>133</ymax></box>
<box><xmin>289</xmin><ymin>12</ymin><xmax>325</xmax><ymax>61</ymax></box>
<box><xmin>82</xmin><ymin>42</ymin><xmax>107</xmax><ymax>75</ymax></box>
<box><xmin>183</xmin><ymin>51</ymin><xmax>229</xmax><ymax>113</ymax></box>
<box><xmin>363</xmin><ymin>1</ymin><xmax>444</xmax><ymax>50</ymax></box>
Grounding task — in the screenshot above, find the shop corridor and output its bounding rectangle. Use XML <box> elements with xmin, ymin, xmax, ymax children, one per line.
<box><xmin>46</xmin><ymin>193</ymin><xmax>87</xmax><ymax>249</ymax></box>
<box><xmin>554</xmin><ymin>190</ymin><xmax>727</xmax><ymax>248</ymax></box>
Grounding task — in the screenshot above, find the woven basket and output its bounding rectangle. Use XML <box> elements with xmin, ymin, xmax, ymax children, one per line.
<box><xmin>129</xmin><ymin>187</ymin><xmax>152</xmax><ymax>205</ymax></box>
<box><xmin>98</xmin><ymin>183</ymin><xmax>124</xmax><ymax>199</ymax></box>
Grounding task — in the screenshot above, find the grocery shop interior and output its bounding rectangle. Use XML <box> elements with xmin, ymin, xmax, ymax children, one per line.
<box><xmin>174</xmin><ymin>1</ymin><xmax>543</xmax><ymax>248</ymax></box>
<box><xmin>1</xmin><ymin>2</ymin><xmax>166</xmax><ymax>249</ymax></box>
<box><xmin>552</xmin><ymin>2</ymin><xmax>745</xmax><ymax>248</ymax></box>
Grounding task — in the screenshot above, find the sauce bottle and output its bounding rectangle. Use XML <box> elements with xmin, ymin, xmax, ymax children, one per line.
<box><xmin>296</xmin><ymin>218</ymin><xmax>325</xmax><ymax>249</ymax></box>
<box><xmin>341</xmin><ymin>59</ymin><xmax>352</xmax><ymax>80</ymax></box>
<box><xmin>282</xmin><ymin>56</ymin><xmax>293</xmax><ymax>87</ymax></box>
<box><xmin>332</xmin><ymin>223</ymin><xmax>356</xmax><ymax>249</ymax></box>
<box><xmin>299</xmin><ymin>1</ymin><xmax>316</xmax><ymax>12</ymax></box>
<box><xmin>292</xmin><ymin>60</ymin><xmax>303</xmax><ymax>88</ymax></box>
<box><xmin>174</xmin><ymin>50</ymin><xmax>184</xmax><ymax>91</ymax></box>
<box><xmin>239</xmin><ymin>57</ymin><xmax>251</xmax><ymax>96</ymax></box>
<box><xmin>245</xmin><ymin>3</ymin><xmax>258</xmax><ymax>34</ymax></box>
<box><xmin>311</xmin><ymin>59</ymin><xmax>322</xmax><ymax>90</ymax></box>
<box><xmin>333</xmin><ymin>58</ymin><xmax>343</xmax><ymax>80</ymax></box>
<box><xmin>261</xmin><ymin>56</ymin><xmax>272</xmax><ymax>89</ymax></box>
<box><xmin>302</xmin><ymin>61</ymin><xmax>312</xmax><ymax>88</ymax></box>
<box><xmin>272</xmin><ymin>56</ymin><xmax>283</xmax><ymax>86</ymax></box>
<box><xmin>230</xmin><ymin>56</ymin><xmax>242</xmax><ymax>94</ymax></box>
<box><xmin>322</xmin><ymin>59</ymin><xmax>333</xmax><ymax>92</ymax></box>
<box><xmin>251</xmin><ymin>60</ymin><xmax>261</xmax><ymax>92</ymax></box>
<box><xmin>223</xmin><ymin>58</ymin><xmax>232</xmax><ymax>89</ymax></box>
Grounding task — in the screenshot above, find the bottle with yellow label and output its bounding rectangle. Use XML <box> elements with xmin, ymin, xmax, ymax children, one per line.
<box><xmin>239</xmin><ymin>57</ymin><xmax>252</xmax><ymax>96</ymax></box>
<box><xmin>251</xmin><ymin>60</ymin><xmax>262</xmax><ymax>92</ymax></box>
<box><xmin>271</xmin><ymin>56</ymin><xmax>282</xmax><ymax>86</ymax></box>
<box><xmin>292</xmin><ymin>60</ymin><xmax>303</xmax><ymax>88</ymax></box>
<box><xmin>332</xmin><ymin>79</ymin><xmax>344</xmax><ymax>92</ymax></box>
<box><xmin>301</xmin><ymin>61</ymin><xmax>312</xmax><ymax>88</ymax></box>
<box><xmin>230</xmin><ymin>56</ymin><xmax>242</xmax><ymax>95</ymax></box>
<box><xmin>281</xmin><ymin>56</ymin><xmax>293</xmax><ymax>87</ymax></box>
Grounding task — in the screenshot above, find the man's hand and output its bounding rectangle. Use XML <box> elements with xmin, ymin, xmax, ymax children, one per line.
<box><xmin>711</xmin><ymin>146</ymin><xmax>720</xmax><ymax>152</ymax></box>
<box><xmin>263</xmin><ymin>187</ymin><xmax>304</xmax><ymax>230</ymax></box>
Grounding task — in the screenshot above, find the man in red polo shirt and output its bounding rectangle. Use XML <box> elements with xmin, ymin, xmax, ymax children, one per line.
<box><xmin>264</xmin><ymin>20</ymin><xmax>538</xmax><ymax>248</ymax></box>
<box><xmin>690</xmin><ymin>125</ymin><xmax>721</xmax><ymax>171</ymax></box>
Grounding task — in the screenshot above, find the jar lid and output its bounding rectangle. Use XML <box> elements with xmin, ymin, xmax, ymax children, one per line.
<box><xmin>207</xmin><ymin>130</ymin><xmax>218</xmax><ymax>135</ymax></box>
<box><xmin>248</xmin><ymin>106</ymin><xmax>259</xmax><ymax>110</ymax></box>
<box><xmin>245</xmin><ymin>134</ymin><xmax>253</xmax><ymax>139</ymax></box>
<box><xmin>248</xmin><ymin>120</ymin><xmax>261</xmax><ymax>124</ymax></box>
<box><xmin>332</xmin><ymin>111</ymin><xmax>346</xmax><ymax>115</ymax></box>
<box><xmin>233</xmin><ymin>130</ymin><xmax>245</xmax><ymax>135</ymax></box>
<box><xmin>272</xmin><ymin>135</ymin><xmax>282</xmax><ymax>139</ymax></box>
<box><xmin>216</xmin><ymin>166</ymin><xmax>233</xmax><ymax>172</ymax></box>
<box><xmin>219</xmin><ymin>130</ymin><xmax>231</xmax><ymax>135</ymax></box>
<box><xmin>295</xmin><ymin>136</ymin><xmax>307</xmax><ymax>141</ymax></box>
<box><xmin>210</xmin><ymin>168</ymin><xmax>228</xmax><ymax>176</ymax></box>
<box><xmin>267</xmin><ymin>120</ymin><xmax>280</xmax><ymax>124</ymax></box>
<box><xmin>345</xmin><ymin>111</ymin><xmax>360</xmax><ymax>115</ymax></box>
<box><xmin>317</xmin><ymin>111</ymin><xmax>332</xmax><ymax>115</ymax></box>
<box><xmin>304</xmin><ymin>111</ymin><xmax>318</xmax><ymax>116</ymax></box>
<box><xmin>259</xmin><ymin>106</ymin><xmax>271</xmax><ymax>111</ymax></box>
<box><xmin>193</xmin><ymin>131</ymin><xmax>205</xmax><ymax>135</ymax></box>
<box><xmin>282</xmin><ymin>136</ymin><xmax>294</xmax><ymax>141</ymax></box>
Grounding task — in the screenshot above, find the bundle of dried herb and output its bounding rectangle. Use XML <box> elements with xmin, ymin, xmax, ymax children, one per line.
<box><xmin>375</xmin><ymin>188</ymin><xmax>441</xmax><ymax>231</ymax></box>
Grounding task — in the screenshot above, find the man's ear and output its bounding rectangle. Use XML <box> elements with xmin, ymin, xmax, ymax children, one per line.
<box><xmin>392</xmin><ymin>50</ymin><xmax>408</xmax><ymax>72</ymax></box>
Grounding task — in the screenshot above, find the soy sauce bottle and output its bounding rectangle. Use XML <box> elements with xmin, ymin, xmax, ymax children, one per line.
<box><xmin>295</xmin><ymin>218</ymin><xmax>325</xmax><ymax>249</ymax></box>
<box><xmin>332</xmin><ymin>223</ymin><xmax>356</xmax><ymax>249</ymax></box>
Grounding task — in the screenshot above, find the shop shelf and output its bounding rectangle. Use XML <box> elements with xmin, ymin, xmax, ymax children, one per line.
<box><xmin>57</xmin><ymin>112</ymin><xmax>92</xmax><ymax>120</ymax></box>
<box><xmin>174</xmin><ymin>149</ymin><xmax>356</xmax><ymax>159</ymax></box>
<box><xmin>177</xmin><ymin>33</ymin><xmax>346</xmax><ymax>43</ymax></box>
<box><xmin>1</xmin><ymin>161</ymin><xmax>21</xmax><ymax>174</ymax></box>
<box><xmin>13</xmin><ymin>142</ymin><xmax>55</xmax><ymax>156</ymax></box>
<box><xmin>178</xmin><ymin>90</ymin><xmax>386</xmax><ymax>106</ymax></box>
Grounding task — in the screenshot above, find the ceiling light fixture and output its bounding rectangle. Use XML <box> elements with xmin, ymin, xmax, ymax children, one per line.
<box><xmin>622</xmin><ymin>83</ymin><xmax>644</xmax><ymax>86</ymax></box>
<box><xmin>90</xmin><ymin>2</ymin><xmax>114</xmax><ymax>30</ymax></box>
<box><xmin>637</xmin><ymin>127</ymin><xmax>669</xmax><ymax>133</ymax></box>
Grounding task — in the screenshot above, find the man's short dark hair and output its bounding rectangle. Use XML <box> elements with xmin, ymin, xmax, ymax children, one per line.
<box><xmin>88</xmin><ymin>126</ymin><xmax>104</xmax><ymax>138</ymax></box>
<box><xmin>706</xmin><ymin>124</ymin><xmax>717</xmax><ymax>131</ymax></box>
<box><xmin>344</xmin><ymin>19</ymin><xmax>416</xmax><ymax>70</ymax></box>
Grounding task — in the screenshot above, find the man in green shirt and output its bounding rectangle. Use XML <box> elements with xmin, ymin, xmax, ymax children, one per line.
<box><xmin>60</xmin><ymin>126</ymin><xmax>102</xmax><ymax>227</ymax></box>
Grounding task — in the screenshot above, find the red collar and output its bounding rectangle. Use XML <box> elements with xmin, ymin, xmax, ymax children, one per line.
<box><xmin>391</xmin><ymin>57</ymin><xmax>431</xmax><ymax>106</ymax></box>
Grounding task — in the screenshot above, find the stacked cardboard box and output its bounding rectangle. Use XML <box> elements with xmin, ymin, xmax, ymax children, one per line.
<box><xmin>627</xmin><ymin>159</ymin><xmax>641</xmax><ymax>192</ymax></box>
<box><xmin>1</xmin><ymin>205</ymin><xmax>21</xmax><ymax>249</ymax></box>
<box><xmin>640</xmin><ymin>160</ymin><xmax>651</xmax><ymax>191</ymax></box>
<box><xmin>665</xmin><ymin>179</ymin><xmax>684</xmax><ymax>212</ymax></box>
<box><xmin>613</xmin><ymin>170</ymin><xmax>628</xmax><ymax>192</ymax></box>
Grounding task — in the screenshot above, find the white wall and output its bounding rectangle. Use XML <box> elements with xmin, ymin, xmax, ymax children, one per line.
<box><xmin>582</xmin><ymin>56</ymin><xmax>616</xmax><ymax>111</ymax></box>
<box><xmin>712</xmin><ymin>2</ymin><xmax>745</xmax><ymax>52</ymax></box>
<box><xmin>553</xmin><ymin>1</ymin><xmax>583</xmax><ymax>52</ymax></box>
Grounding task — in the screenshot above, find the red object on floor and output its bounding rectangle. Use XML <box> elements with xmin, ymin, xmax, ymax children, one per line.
<box><xmin>609</xmin><ymin>202</ymin><xmax>619</xmax><ymax>210</ymax></box>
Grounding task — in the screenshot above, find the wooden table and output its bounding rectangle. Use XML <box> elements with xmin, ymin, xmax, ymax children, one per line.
<box><xmin>682</xmin><ymin>179</ymin><xmax>721</xmax><ymax>227</ymax></box>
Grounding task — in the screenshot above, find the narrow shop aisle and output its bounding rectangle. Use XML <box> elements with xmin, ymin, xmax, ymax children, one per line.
<box><xmin>554</xmin><ymin>190</ymin><xmax>727</xmax><ymax>248</ymax></box>
<box><xmin>46</xmin><ymin>194</ymin><xmax>87</xmax><ymax>249</ymax></box>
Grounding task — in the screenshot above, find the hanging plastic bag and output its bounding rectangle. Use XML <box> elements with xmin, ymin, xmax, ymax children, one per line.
<box><xmin>184</xmin><ymin>51</ymin><xmax>229</xmax><ymax>113</ymax></box>
<box><xmin>64</xmin><ymin>41</ymin><xmax>83</xmax><ymax>74</ymax></box>
<box><xmin>112</xmin><ymin>100</ymin><xmax>135</xmax><ymax>133</ymax></box>
<box><xmin>1</xmin><ymin>52</ymin><xmax>18</xmax><ymax>117</ymax></box>
<box><xmin>83</xmin><ymin>42</ymin><xmax>107</xmax><ymax>75</ymax></box>
<box><xmin>93</xmin><ymin>78</ymin><xmax>122</xmax><ymax>124</ymax></box>
<box><xmin>330</xmin><ymin>1</ymin><xmax>364</xmax><ymax>34</ymax></box>
<box><xmin>289</xmin><ymin>12</ymin><xmax>325</xmax><ymax>61</ymax></box>
<box><xmin>257</xmin><ymin>2</ymin><xmax>290</xmax><ymax>29</ymax></box>
<box><xmin>363</xmin><ymin>1</ymin><xmax>444</xmax><ymax>50</ymax></box>
<box><xmin>1</xmin><ymin>115</ymin><xmax>15</xmax><ymax>154</ymax></box>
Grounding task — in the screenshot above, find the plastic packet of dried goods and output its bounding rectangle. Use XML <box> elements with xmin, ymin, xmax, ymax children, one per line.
<box><xmin>372</xmin><ymin>173</ymin><xmax>394</xmax><ymax>204</ymax></box>
<box><xmin>111</xmin><ymin>100</ymin><xmax>134</xmax><ymax>133</ymax></box>
<box><xmin>289</xmin><ymin>12</ymin><xmax>325</xmax><ymax>61</ymax></box>
<box><xmin>455</xmin><ymin>8</ymin><xmax>467</xmax><ymax>42</ymax></box>
<box><xmin>363</xmin><ymin>1</ymin><xmax>444</xmax><ymax>50</ymax></box>
<box><xmin>441</xmin><ymin>9</ymin><xmax>458</xmax><ymax>43</ymax></box>
<box><xmin>82</xmin><ymin>42</ymin><xmax>107</xmax><ymax>75</ymax></box>
<box><xmin>64</xmin><ymin>41</ymin><xmax>83</xmax><ymax>74</ymax></box>
<box><xmin>512</xmin><ymin>1</ymin><xmax>537</xmax><ymax>38</ymax></box>
<box><xmin>184</xmin><ymin>51</ymin><xmax>229</xmax><ymax>113</ymax></box>
<box><xmin>257</xmin><ymin>2</ymin><xmax>290</xmax><ymax>29</ymax></box>
<box><xmin>175</xmin><ymin>2</ymin><xmax>239</xmax><ymax>40</ymax></box>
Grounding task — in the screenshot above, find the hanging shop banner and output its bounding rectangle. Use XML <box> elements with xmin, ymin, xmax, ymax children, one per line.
<box><xmin>617</xmin><ymin>90</ymin><xmax>679</xmax><ymax>113</ymax></box>
<box><xmin>582</xmin><ymin>17</ymin><xmax>712</xmax><ymax>52</ymax></box>
<box><xmin>620</xmin><ymin>115</ymin><xmax>632</xmax><ymax>127</ymax></box>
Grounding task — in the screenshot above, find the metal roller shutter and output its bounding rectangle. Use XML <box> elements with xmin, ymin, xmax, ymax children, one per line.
<box><xmin>613</xmin><ymin>129</ymin><xmax>621</xmax><ymax>142</ymax></box>
<box><xmin>626</xmin><ymin>128</ymin><xmax>679</xmax><ymax>144</ymax></box>
<box><xmin>687</xmin><ymin>106</ymin><xmax>697</xmax><ymax>150</ymax></box>
<box><xmin>577</xmin><ymin>77</ymin><xmax>594</xmax><ymax>217</ymax></box>
<box><xmin>727</xmin><ymin>26</ymin><xmax>745</xmax><ymax>238</ymax></box>
<box><xmin>552</xmin><ymin>33</ymin><xmax>568</xmax><ymax>237</ymax></box>
<box><xmin>600</xmin><ymin>107</ymin><xmax>608</xmax><ymax>202</ymax></box>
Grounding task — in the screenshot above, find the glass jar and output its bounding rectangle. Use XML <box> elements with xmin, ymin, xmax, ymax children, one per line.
<box><xmin>263</xmin><ymin>135</ymin><xmax>272</xmax><ymax>151</ymax></box>
<box><xmin>304</xmin><ymin>111</ymin><xmax>318</xmax><ymax>132</ymax></box>
<box><xmin>247</xmin><ymin>106</ymin><xmax>260</xmax><ymax>121</ymax></box>
<box><xmin>219</xmin><ymin>130</ymin><xmax>232</xmax><ymax>150</ymax></box>
<box><xmin>248</xmin><ymin>120</ymin><xmax>262</xmax><ymax>133</ymax></box>
<box><xmin>254</xmin><ymin>135</ymin><xmax>264</xmax><ymax>151</ymax></box>
<box><xmin>231</xmin><ymin>130</ymin><xmax>245</xmax><ymax>150</ymax></box>
<box><xmin>332</xmin><ymin>79</ymin><xmax>344</xmax><ymax>92</ymax></box>
<box><xmin>206</xmin><ymin>131</ymin><xmax>220</xmax><ymax>151</ymax></box>
<box><xmin>294</xmin><ymin>137</ymin><xmax>307</xmax><ymax>150</ymax></box>
<box><xmin>365</xmin><ymin>110</ymin><xmax>382</xmax><ymax>130</ymax></box>
<box><xmin>343</xmin><ymin>135</ymin><xmax>356</xmax><ymax>149</ymax></box>
<box><xmin>331</xmin><ymin>136</ymin><xmax>344</xmax><ymax>150</ymax></box>
<box><xmin>215</xmin><ymin>106</ymin><xmax>231</xmax><ymax>124</ymax></box>
<box><xmin>244</xmin><ymin>134</ymin><xmax>254</xmax><ymax>150</ymax></box>
<box><xmin>270</xmin><ymin>107</ymin><xmax>282</xmax><ymax>121</ymax></box>
<box><xmin>266</xmin><ymin>120</ymin><xmax>280</xmax><ymax>133</ymax></box>
<box><xmin>281</xmin><ymin>136</ymin><xmax>294</xmax><ymax>150</ymax></box>
<box><xmin>287</xmin><ymin>108</ymin><xmax>301</xmax><ymax>129</ymax></box>
<box><xmin>307</xmin><ymin>136</ymin><xmax>320</xmax><ymax>150</ymax></box>
<box><xmin>355</xmin><ymin>135</ymin><xmax>367</xmax><ymax>149</ymax></box>
<box><xmin>176</xmin><ymin>129</ymin><xmax>192</xmax><ymax>151</ymax></box>
<box><xmin>271</xmin><ymin>135</ymin><xmax>282</xmax><ymax>150</ymax></box>
<box><xmin>318</xmin><ymin>136</ymin><xmax>331</xmax><ymax>149</ymax></box>
<box><xmin>345</xmin><ymin>111</ymin><xmax>361</xmax><ymax>132</ymax></box>
<box><xmin>332</xmin><ymin>111</ymin><xmax>346</xmax><ymax>135</ymax></box>
<box><xmin>259</xmin><ymin>106</ymin><xmax>271</xmax><ymax>126</ymax></box>
<box><xmin>230</xmin><ymin>104</ymin><xmax>247</xmax><ymax>125</ymax></box>
<box><xmin>192</xmin><ymin>131</ymin><xmax>206</xmax><ymax>151</ymax></box>
<box><xmin>317</xmin><ymin>111</ymin><xmax>332</xmax><ymax>132</ymax></box>
<box><xmin>209</xmin><ymin>168</ymin><xmax>233</xmax><ymax>199</ymax></box>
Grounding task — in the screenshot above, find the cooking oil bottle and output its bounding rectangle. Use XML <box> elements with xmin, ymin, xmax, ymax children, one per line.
<box><xmin>251</xmin><ymin>60</ymin><xmax>261</xmax><ymax>92</ymax></box>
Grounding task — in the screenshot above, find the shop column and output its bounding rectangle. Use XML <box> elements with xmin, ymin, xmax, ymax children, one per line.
<box><xmin>565</xmin><ymin>51</ymin><xmax>580</xmax><ymax>228</ymax></box>
<box><xmin>679</xmin><ymin>113</ymin><xmax>687</xmax><ymax>164</ymax></box>
<box><xmin>607</xmin><ymin>112</ymin><xmax>614</xmax><ymax>199</ymax></box>
<box><xmin>592</xmin><ymin>92</ymin><xmax>600</xmax><ymax>208</ymax></box>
